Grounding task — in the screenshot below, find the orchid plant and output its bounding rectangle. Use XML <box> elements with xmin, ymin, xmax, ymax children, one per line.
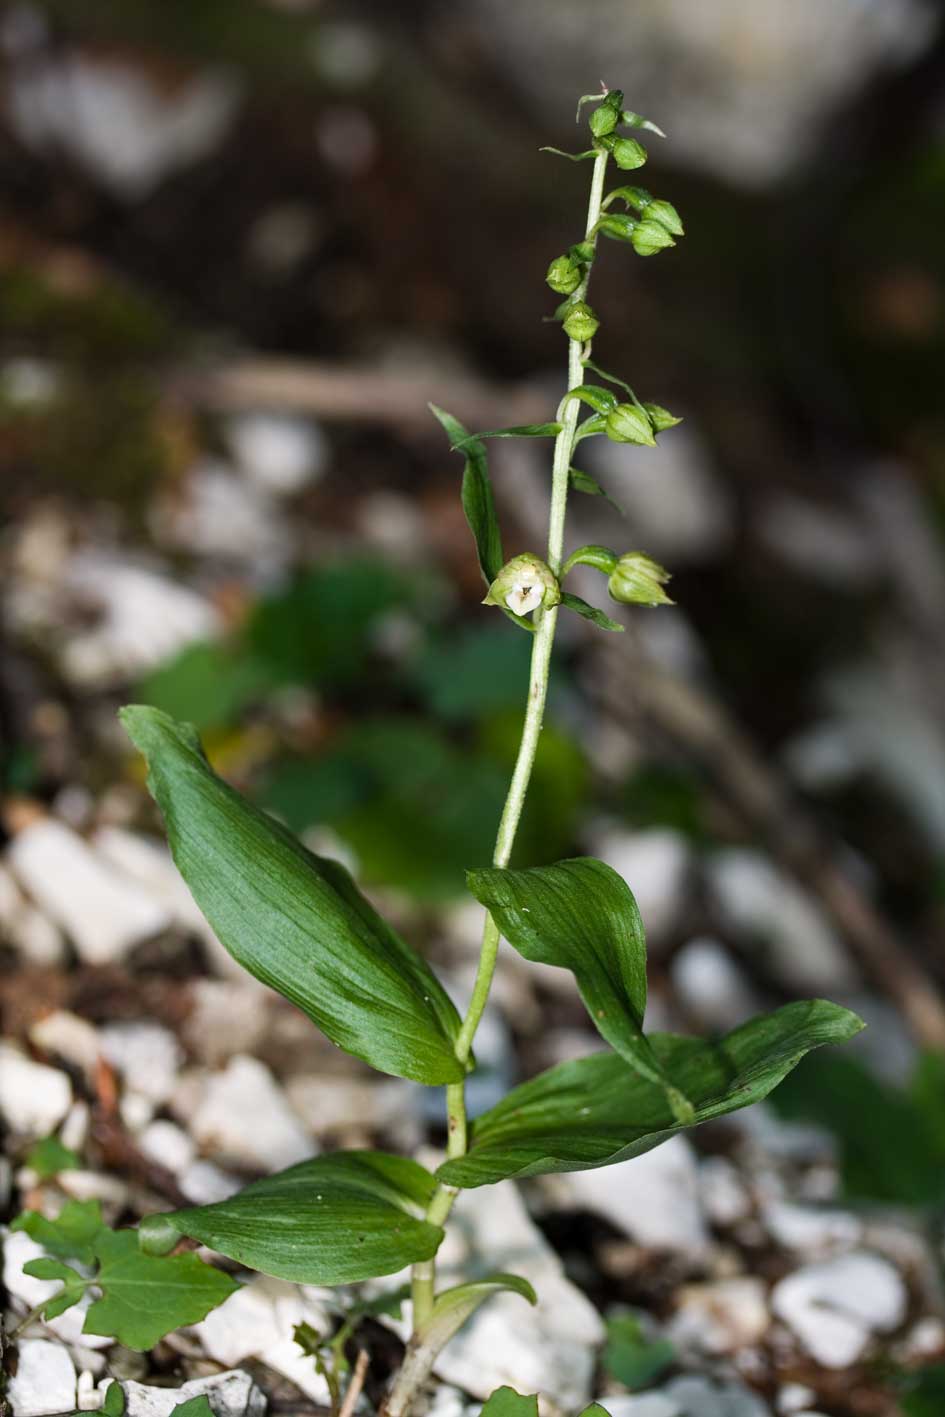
<box><xmin>14</xmin><ymin>88</ymin><xmax>863</xmax><ymax>1416</ymax></box>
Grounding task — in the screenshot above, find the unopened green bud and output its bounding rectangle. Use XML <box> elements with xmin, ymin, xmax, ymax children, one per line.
<box><xmin>590</xmin><ymin>104</ymin><xmax>618</xmax><ymax>138</ymax></box>
<box><xmin>484</xmin><ymin>553</ymin><xmax>560</xmax><ymax>617</ymax></box>
<box><xmin>642</xmin><ymin>402</ymin><xmax>683</xmax><ymax>431</ymax></box>
<box><xmin>546</xmin><ymin>255</ymin><xmax>582</xmax><ymax>295</ymax></box>
<box><xmin>643</xmin><ymin>198</ymin><xmax>684</xmax><ymax>237</ymax></box>
<box><xmin>631</xmin><ymin>219</ymin><xmax>675</xmax><ymax>256</ymax></box>
<box><xmin>608</xmin><ymin>552</ymin><xmax>673</xmax><ymax>607</ymax></box>
<box><xmin>612</xmin><ymin>137</ymin><xmax>648</xmax><ymax>171</ymax></box>
<box><xmin>569</xmin><ymin>240</ymin><xmax>595</xmax><ymax>264</ymax></box>
<box><xmin>605</xmin><ymin>402</ymin><xmax>656</xmax><ymax>447</ymax></box>
<box><xmin>562</xmin><ymin>301</ymin><xmax>599</xmax><ymax>343</ymax></box>
<box><xmin>596</xmin><ymin>214</ymin><xmax>635</xmax><ymax>243</ymax></box>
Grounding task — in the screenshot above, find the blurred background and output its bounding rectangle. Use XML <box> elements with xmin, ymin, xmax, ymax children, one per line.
<box><xmin>2</xmin><ymin>2</ymin><xmax>945</xmax><ymax>1414</ymax></box>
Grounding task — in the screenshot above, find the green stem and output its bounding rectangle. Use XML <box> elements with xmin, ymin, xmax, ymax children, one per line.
<box><xmin>397</xmin><ymin>146</ymin><xmax>610</xmax><ymax>1413</ymax></box>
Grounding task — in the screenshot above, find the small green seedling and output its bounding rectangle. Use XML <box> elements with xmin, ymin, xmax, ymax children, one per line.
<box><xmin>15</xmin><ymin>87</ymin><xmax>863</xmax><ymax>1415</ymax></box>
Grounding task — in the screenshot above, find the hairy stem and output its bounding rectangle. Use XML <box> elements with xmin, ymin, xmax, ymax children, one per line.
<box><xmin>392</xmin><ymin>148</ymin><xmax>611</xmax><ymax>1417</ymax></box>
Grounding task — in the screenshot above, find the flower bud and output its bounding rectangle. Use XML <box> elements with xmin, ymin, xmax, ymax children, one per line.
<box><xmin>642</xmin><ymin>402</ymin><xmax>683</xmax><ymax>431</ymax></box>
<box><xmin>596</xmin><ymin>214</ymin><xmax>635</xmax><ymax>243</ymax></box>
<box><xmin>642</xmin><ymin>198</ymin><xmax>684</xmax><ymax>237</ymax></box>
<box><xmin>484</xmin><ymin>553</ymin><xmax>560</xmax><ymax>617</ymax></box>
<box><xmin>631</xmin><ymin>219</ymin><xmax>675</xmax><ymax>256</ymax></box>
<box><xmin>562</xmin><ymin>301</ymin><xmax>600</xmax><ymax>343</ymax></box>
<box><xmin>612</xmin><ymin>137</ymin><xmax>648</xmax><ymax>171</ymax></box>
<box><xmin>590</xmin><ymin>104</ymin><xmax>618</xmax><ymax>138</ymax></box>
<box><xmin>608</xmin><ymin>552</ymin><xmax>673</xmax><ymax>607</ymax></box>
<box><xmin>546</xmin><ymin>255</ymin><xmax>582</xmax><ymax>295</ymax></box>
<box><xmin>605</xmin><ymin>402</ymin><xmax>656</xmax><ymax>447</ymax></box>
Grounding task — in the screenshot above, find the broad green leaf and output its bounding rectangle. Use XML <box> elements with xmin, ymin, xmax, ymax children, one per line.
<box><xmin>431</xmin><ymin>404</ymin><xmax>503</xmax><ymax>585</ymax></box>
<box><xmin>466</xmin><ymin>858</ymin><xmax>682</xmax><ymax>1105</ymax></box>
<box><xmin>24</xmin><ymin>1231</ymin><xmax>237</xmax><ymax>1349</ymax></box>
<box><xmin>172</xmin><ymin>1401</ymin><xmax>214</xmax><ymax>1417</ymax></box>
<box><xmin>603</xmin><ymin>1311</ymin><xmax>675</xmax><ymax>1389</ymax></box>
<box><xmin>578</xmin><ymin>1408</ymin><xmax>611</xmax><ymax>1417</ymax></box>
<box><xmin>480</xmin><ymin>1389</ymin><xmax>539</xmax><ymax>1417</ymax></box>
<box><xmin>139</xmin><ymin>1151</ymin><xmax>444</xmax><ymax>1286</ymax></box>
<box><xmin>416</xmin><ymin>1273</ymin><xmax>536</xmax><ymax>1352</ymax></box>
<box><xmin>23</xmin><ymin>1136</ymin><xmax>81</xmax><ymax>1180</ymax></box>
<box><xmin>568</xmin><ymin>467</ymin><xmax>623</xmax><ymax>514</ymax></box>
<box><xmin>561</xmin><ymin>591</ymin><xmax>625</xmax><ymax>633</ymax></box>
<box><xmin>120</xmin><ymin>706</ymin><xmax>465</xmax><ymax>1084</ymax></box>
<box><xmin>438</xmin><ymin>1000</ymin><xmax>865</xmax><ymax>1187</ymax></box>
<box><xmin>13</xmin><ymin>1198</ymin><xmax>105</xmax><ymax>1264</ymax></box>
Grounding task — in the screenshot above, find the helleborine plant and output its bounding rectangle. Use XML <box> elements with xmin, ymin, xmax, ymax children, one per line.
<box><xmin>18</xmin><ymin>88</ymin><xmax>863</xmax><ymax>1415</ymax></box>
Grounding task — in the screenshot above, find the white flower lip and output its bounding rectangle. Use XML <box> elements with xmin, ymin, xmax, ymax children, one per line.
<box><xmin>505</xmin><ymin>570</ymin><xmax>544</xmax><ymax>616</ymax></box>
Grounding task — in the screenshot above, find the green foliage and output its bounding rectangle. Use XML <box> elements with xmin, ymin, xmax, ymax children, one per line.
<box><xmin>21</xmin><ymin>1213</ymin><xmax>237</xmax><ymax>1350</ymax></box>
<box><xmin>901</xmin><ymin>1364</ymin><xmax>945</xmax><ymax>1417</ymax></box>
<box><xmin>431</xmin><ymin>405</ymin><xmax>504</xmax><ymax>586</ymax></box>
<box><xmin>561</xmin><ymin>590</ymin><xmax>625</xmax><ymax>632</ymax></box>
<box><xmin>139</xmin><ymin>1152</ymin><xmax>443</xmax><ymax>1286</ymax></box>
<box><xmin>121</xmin><ymin>706</ymin><xmax>465</xmax><ymax>1083</ymax></box>
<box><xmin>771</xmin><ymin>1049</ymin><xmax>945</xmax><ymax>1206</ymax></box>
<box><xmin>412</xmin><ymin>627</ymin><xmax>532</xmax><ymax>722</ymax></box>
<box><xmin>23</xmin><ymin>1136</ymin><xmax>81</xmax><ymax>1180</ymax></box>
<box><xmin>438</xmin><ymin>1001</ymin><xmax>864</xmax><ymax>1187</ymax></box>
<box><xmin>415</xmin><ymin>1275</ymin><xmax>536</xmax><ymax>1351</ymax></box>
<box><xmin>466</xmin><ymin>858</ymin><xmax>679</xmax><ymax>1101</ymax></box>
<box><xmin>603</xmin><ymin>1311</ymin><xmax>675</xmax><ymax>1389</ymax></box>
<box><xmin>13</xmin><ymin>1198</ymin><xmax>104</xmax><ymax>1264</ymax></box>
<box><xmin>262</xmin><ymin>714</ymin><xmax>586</xmax><ymax>898</ymax></box>
<box><xmin>480</xmin><ymin>1389</ymin><xmax>539</xmax><ymax>1417</ymax></box>
<box><xmin>136</xmin><ymin>641</ymin><xmax>274</xmax><ymax>734</ymax></box>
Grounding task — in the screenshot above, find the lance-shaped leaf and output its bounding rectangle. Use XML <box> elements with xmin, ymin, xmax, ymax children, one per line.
<box><xmin>121</xmin><ymin>707</ymin><xmax>464</xmax><ymax>1085</ymax></box>
<box><xmin>453</xmin><ymin>423</ymin><xmax>563</xmax><ymax>446</ymax></box>
<box><xmin>431</xmin><ymin>405</ymin><xmax>536</xmax><ymax>633</ymax></box>
<box><xmin>561</xmin><ymin>385</ymin><xmax>617</xmax><ymax>415</ymax></box>
<box><xmin>568</xmin><ymin>467</ymin><xmax>623</xmax><ymax>514</ymax></box>
<box><xmin>438</xmin><ymin>1000</ymin><xmax>864</xmax><ymax>1187</ymax></box>
<box><xmin>431</xmin><ymin>405</ymin><xmax>502</xmax><ymax>586</ymax></box>
<box><xmin>561</xmin><ymin>591</ymin><xmax>625</xmax><ymax>633</ymax></box>
<box><xmin>467</xmin><ymin>858</ymin><xmax>674</xmax><ymax>1093</ymax></box>
<box><xmin>24</xmin><ymin>1230</ymin><xmax>238</xmax><ymax>1349</ymax></box>
<box><xmin>391</xmin><ymin>1276</ymin><xmax>536</xmax><ymax>1407</ymax></box>
<box><xmin>138</xmin><ymin>1151</ymin><xmax>444</xmax><ymax>1286</ymax></box>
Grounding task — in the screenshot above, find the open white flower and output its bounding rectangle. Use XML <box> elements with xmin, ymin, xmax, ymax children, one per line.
<box><xmin>483</xmin><ymin>553</ymin><xmax>560</xmax><ymax>617</ymax></box>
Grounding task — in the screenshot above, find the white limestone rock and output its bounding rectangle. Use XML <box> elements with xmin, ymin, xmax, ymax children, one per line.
<box><xmin>707</xmin><ymin>848</ymin><xmax>857</xmax><ymax>991</ymax></box>
<box><xmin>190</xmin><ymin>1055</ymin><xmax>315</xmax><ymax>1172</ymax></box>
<box><xmin>592</xmin><ymin>827</ymin><xmax>693</xmax><ymax>947</ymax></box>
<box><xmin>139</xmin><ymin>1119</ymin><xmax>196</xmax><ymax>1175</ymax></box>
<box><xmin>9</xmin><ymin>1339</ymin><xmax>76</xmax><ymax>1416</ymax></box>
<box><xmin>29</xmin><ymin>1010</ymin><xmax>101</xmax><ymax>1080</ymax></box>
<box><xmin>0</xmin><ymin>1043</ymin><xmax>72</xmax><ymax>1136</ymax></box>
<box><xmin>671</xmin><ymin>937</ymin><xmax>764</xmax><ymax>1031</ymax></box>
<box><xmin>763</xmin><ymin>1201</ymin><xmax>861</xmax><ymax>1255</ymax></box>
<box><xmin>426</xmin><ymin>1181</ymin><xmax>604</xmax><ymax>1410</ymax></box>
<box><xmin>563</xmin><ymin>1135</ymin><xmax>709</xmax><ymax>1252</ymax></box>
<box><xmin>669</xmin><ymin>1276</ymin><xmax>770</xmax><ymax>1354</ymax></box>
<box><xmin>225</xmin><ymin>412</ymin><xmax>326</xmax><ymax>495</ymax></box>
<box><xmin>8</xmin><ymin>819</ymin><xmax>170</xmax><ymax>964</ymax></box>
<box><xmin>100</xmin><ymin>1022</ymin><xmax>182</xmax><ymax>1106</ymax></box>
<box><xmin>771</xmin><ymin>1251</ymin><xmax>907</xmax><ymax>1368</ymax></box>
<box><xmin>102</xmin><ymin>1371</ymin><xmax>265</xmax><ymax>1417</ymax></box>
<box><xmin>193</xmin><ymin>1275</ymin><xmax>332</xmax><ymax>1402</ymax></box>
